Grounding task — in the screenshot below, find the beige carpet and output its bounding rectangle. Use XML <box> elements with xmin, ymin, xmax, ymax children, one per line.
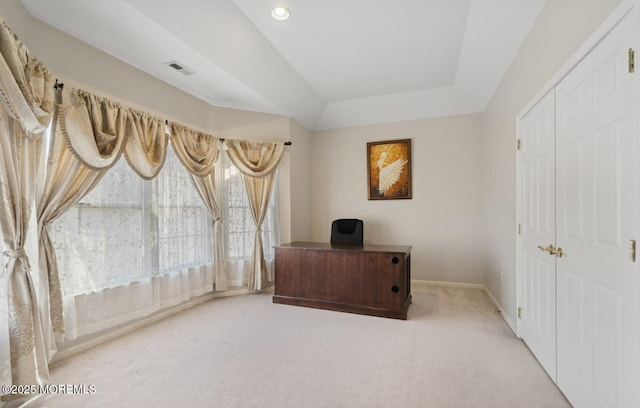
<box><xmin>21</xmin><ymin>284</ymin><xmax>570</xmax><ymax>408</ymax></box>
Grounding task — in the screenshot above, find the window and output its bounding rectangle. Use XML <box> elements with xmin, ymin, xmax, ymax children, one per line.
<box><xmin>49</xmin><ymin>146</ymin><xmax>281</xmax><ymax>337</ymax></box>
<box><xmin>51</xmin><ymin>158</ymin><xmax>146</xmax><ymax>296</ymax></box>
<box><xmin>51</xmin><ymin>148</ymin><xmax>213</xmax><ymax>297</ymax></box>
<box><xmin>156</xmin><ymin>149</ymin><xmax>212</xmax><ymax>274</ymax></box>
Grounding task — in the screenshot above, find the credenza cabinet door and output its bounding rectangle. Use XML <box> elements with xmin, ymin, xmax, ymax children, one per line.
<box><xmin>274</xmin><ymin>248</ymin><xmax>327</xmax><ymax>300</ymax></box>
<box><xmin>325</xmin><ymin>250</ymin><xmax>361</xmax><ymax>304</ymax></box>
<box><xmin>361</xmin><ymin>252</ymin><xmax>408</xmax><ymax>310</ymax></box>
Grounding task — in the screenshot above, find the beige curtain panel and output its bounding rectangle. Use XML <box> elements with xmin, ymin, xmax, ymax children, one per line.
<box><xmin>37</xmin><ymin>88</ymin><xmax>108</xmax><ymax>361</ymax></box>
<box><xmin>170</xmin><ymin>123</ymin><xmax>227</xmax><ymax>291</ymax></box>
<box><xmin>190</xmin><ymin>173</ymin><xmax>227</xmax><ymax>291</ymax></box>
<box><xmin>0</xmin><ymin>20</ymin><xmax>54</xmax><ymax>397</ymax></box>
<box><xmin>0</xmin><ymin>108</ymin><xmax>50</xmax><ymax>397</ymax></box>
<box><xmin>225</xmin><ymin>140</ymin><xmax>284</xmax><ymax>291</ymax></box>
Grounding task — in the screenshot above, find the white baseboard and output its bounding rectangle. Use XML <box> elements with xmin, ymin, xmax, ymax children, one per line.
<box><xmin>482</xmin><ymin>284</ymin><xmax>502</xmax><ymax>311</ymax></box>
<box><xmin>482</xmin><ymin>286</ymin><xmax>517</xmax><ymax>336</ymax></box>
<box><xmin>411</xmin><ymin>279</ymin><xmax>517</xmax><ymax>336</ymax></box>
<box><xmin>411</xmin><ymin>279</ymin><xmax>485</xmax><ymax>290</ymax></box>
<box><xmin>212</xmin><ymin>288</ymin><xmax>251</xmax><ymax>298</ymax></box>
<box><xmin>499</xmin><ymin>311</ymin><xmax>517</xmax><ymax>336</ymax></box>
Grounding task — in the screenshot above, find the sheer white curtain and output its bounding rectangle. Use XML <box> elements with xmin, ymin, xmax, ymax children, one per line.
<box><xmin>49</xmin><ymin>148</ymin><xmax>214</xmax><ymax>339</ymax></box>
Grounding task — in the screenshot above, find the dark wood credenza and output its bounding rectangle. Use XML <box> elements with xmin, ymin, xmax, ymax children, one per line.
<box><xmin>273</xmin><ymin>242</ymin><xmax>411</xmax><ymax>319</ymax></box>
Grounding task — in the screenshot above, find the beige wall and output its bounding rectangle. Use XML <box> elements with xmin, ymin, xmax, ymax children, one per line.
<box><xmin>288</xmin><ymin>120</ymin><xmax>313</xmax><ymax>242</ymax></box>
<box><xmin>311</xmin><ymin>114</ymin><xmax>484</xmax><ymax>283</ymax></box>
<box><xmin>482</xmin><ymin>0</ymin><xmax>623</xmax><ymax>323</ymax></box>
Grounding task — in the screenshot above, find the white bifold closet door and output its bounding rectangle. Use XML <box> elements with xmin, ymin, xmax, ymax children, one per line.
<box><xmin>519</xmin><ymin>89</ymin><xmax>557</xmax><ymax>381</ymax></box>
<box><xmin>555</xmin><ymin>10</ymin><xmax>639</xmax><ymax>408</ymax></box>
<box><xmin>519</xmin><ymin>9</ymin><xmax>640</xmax><ymax>408</ymax></box>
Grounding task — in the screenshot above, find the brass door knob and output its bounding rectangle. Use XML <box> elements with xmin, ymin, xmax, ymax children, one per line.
<box><xmin>555</xmin><ymin>247</ymin><xmax>564</xmax><ymax>258</ymax></box>
<box><xmin>537</xmin><ymin>244</ymin><xmax>557</xmax><ymax>255</ymax></box>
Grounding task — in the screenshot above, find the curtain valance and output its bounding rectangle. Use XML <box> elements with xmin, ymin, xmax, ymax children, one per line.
<box><xmin>0</xmin><ymin>21</ymin><xmax>53</xmax><ymax>134</ymax></box>
<box><xmin>225</xmin><ymin>139</ymin><xmax>284</xmax><ymax>177</ymax></box>
<box><xmin>59</xmin><ymin>88</ymin><xmax>227</xmax><ymax>180</ymax></box>
<box><xmin>125</xmin><ymin>111</ymin><xmax>168</xmax><ymax>179</ymax></box>
<box><xmin>170</xmin><ymin>122</ymin><xmax>220</xmax><ymax>177</ymax></box>
<box><xmin>58</xmin><ymin>89</ymin><xmax>126</xmax><ymax>171</ymax></box>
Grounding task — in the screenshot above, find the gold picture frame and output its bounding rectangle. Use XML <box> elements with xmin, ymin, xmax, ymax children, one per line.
<box><xmin>367</xmin><ymin>139</ymin><xmax>412</xmax><ymax>200</ymax></box>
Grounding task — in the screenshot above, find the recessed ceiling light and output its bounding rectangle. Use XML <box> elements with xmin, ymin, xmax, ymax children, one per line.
<box><xmin>271</xmin><ymin>6</ymin><xmax>290</xmax><ymax>21</ymax></box>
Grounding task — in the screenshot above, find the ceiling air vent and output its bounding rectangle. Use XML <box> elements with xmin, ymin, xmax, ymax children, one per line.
<box><xmin>165</xmin><ymin>61</ymin><xmax>195</xmax><ymax>76</ymax></box>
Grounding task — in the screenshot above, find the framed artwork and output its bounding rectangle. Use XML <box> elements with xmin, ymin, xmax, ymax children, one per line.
<box><xmin>367</xmin><ymin>138</ymin><xmax>412</xmax><ymax>200</ymax></box>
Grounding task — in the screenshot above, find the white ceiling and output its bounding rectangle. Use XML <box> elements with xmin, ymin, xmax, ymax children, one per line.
<box><xmin>20</xmin><ymin>0</ymin><xmax>546</xmax><ymax>130</ymax></box>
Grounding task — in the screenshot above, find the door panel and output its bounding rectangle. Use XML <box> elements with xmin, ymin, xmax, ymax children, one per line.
<box><xmin>561</xmin><ymin>139</ymin><xmax>585</xmax><ymax>240</ymax></box>
<box><xmin>593</xmin><ymin>123</ymin><xmax>622</xmax><ymax>247</ymax></box>
<box><xmin>593</xmin><ymin>283</ymin><xmax>620</xmax><ymax>407</ymax></box>
<box><xmin>518</xmin><ymin>89</ymin><xmax>557</xmax><ymax>380</ymax></box>
<box><xmin>555</xmin><ymin>11</ymin><xmax>639</xmax><ymax>407</ymax></box>
<box><xmin>562</xmin><ymin>270</ymin><xmax>585</xmax><ymax>375</ymax></box>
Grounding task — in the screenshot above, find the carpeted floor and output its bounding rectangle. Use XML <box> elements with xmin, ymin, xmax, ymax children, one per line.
<box><xmin>23</xmin><ymin>284</ymin><xmax>570</xmax><ymax>408</ymax></box>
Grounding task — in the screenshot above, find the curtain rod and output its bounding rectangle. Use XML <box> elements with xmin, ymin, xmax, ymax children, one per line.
<box><xmin>164</xmin><ymin>120</ymin><xmax>291</xmax><ymax>145</ymax></box>
<box><xmin>51</xmin><ymin>87</ymin><xmax>291</xmax><ymax>144</ymax></box>
<box><xmin>219</xmin><ymin>138</ymin><xmax>292</xmax><ymax>146</ymax></box>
